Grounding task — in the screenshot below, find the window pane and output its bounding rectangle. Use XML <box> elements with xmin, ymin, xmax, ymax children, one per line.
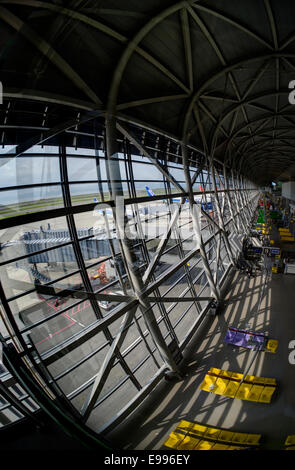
<box><xmin>0</xmin><ymin>156</ymin><xmax>60</xmax><ymax>187</ymax></box>
<box><xmin>0</xmin><ymin>185</ymin><xmax>63</xmax><ymax>219</ymax></box>
<box><xmin>0</xmin><ymin>216</ymin><xmax>69</xmax><ymax>263</ymax></box>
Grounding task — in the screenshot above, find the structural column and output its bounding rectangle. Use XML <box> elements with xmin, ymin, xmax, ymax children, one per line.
<box><xmin>182</xmin><ymin>144</ymin><xmax>221</xmax><ymax>301</ymax></box>
<box><xmin>208</xmin><ymin>158</ymin><xmax>235</xmax><ymax>265</ymax></box>
<box><xmin>105</xmin><ymin>115</ymin><xmax>181</xmax><ymax>376</ymax></box>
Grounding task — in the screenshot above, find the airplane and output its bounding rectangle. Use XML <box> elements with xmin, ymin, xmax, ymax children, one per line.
<box><xmin>145</xmin><ymin>186</ymin><xmax>157</xmax><ymax>197</ymax></box>
<box><xmin>145</xmin><ymin>186</ymin><xmax>213</xmax><ymax>210</ymax></box>
<box><xmin>145</xmin><ymin>186</ymin><xmax>189</xmax><ymax>204</ymax></box>
<box><xmin>93</xmin><ymin>198</ymin><xmax>143</xmax><ymax>219</ymax></box>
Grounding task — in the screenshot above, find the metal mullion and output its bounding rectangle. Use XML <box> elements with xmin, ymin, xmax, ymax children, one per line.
<box><xmin>186</xmin><ymin>158</ymin><xmax>220</xmax><ymax>299</ymax></box>
<box><xmin>80</xmin><ymin>116</ymin><xmax>181</xmax><ymax>422</ymax></box>
<box><xmin>187</xmin><ymin>255</ymin><xmax>203</xmax><ymax>274</ymax></box>
<box><xmin>0</xmin><ymin>239</ymin><xmax>74</xmax><ymax>268</ymax></box>
<box><xmin>42</xmin><ymin>238</ymin><xmax>216</xmax><ymax>370</ymax></box>
<box><xmin>230</xmin><ymin>182</ymin><xmax>241</xmax><ymax>231</ymax></box>
<box><xmin>129</xmin><ymin>350</ymin><xmax>159</xmax><ymax>375</ymax></box>
<box><xmin>119</xmin><ymin>328</ymin><xmax>159</xmax><ymax>368</ymax></box>
<box><xmin>172</xmin><ymin>202</ymin><xmax>201</xmax><ymax>315</ymax></box>
<box><xmin>200</xmin><ymin>170</ymin><xmax>214</xmax><ymax>238</ymax></box>
<box><xmin>241</xmin><ymin>178</ymin><xmax>252</xmax><ymax>224</ymax></box>
<box><xmin>214</xmin><ymin>232</ymin><xmax>222</xmax><ymax>285</ymax></box>
<box><xmin>131</xmin><ymin>312</ymin><xmax>161</xmax><ymax>370</ymax></box>
<box><xmin>6</xmin><ymin>267</ymin><xmax>81</xmax><ymax>303</ymax></box>
<box><xmin>190</xmin><ymin>267</ymin><xmax>208</xmax><ymax>287</ymax></box>
<box><xmin>140</xmin><ymin>193</ymin><xmax>187</xmax><ymax>355</ymax></box>
<box><xmin>94</xmin><ymin>131</ymin><xmax>105</xmax><ymax>203</ymax></box>
<box><xmin>0</xmin><ymin>380</ymin><xmax>40</xmax><ymax>424</ymax></box>
<box><xmin>126</xmin><ymin>139</ymin><xmax>150</xmax><ymax>273</ymax></box>
<box><xmin>27</xmin><ymin>334</ymin><xmax>83</xmax><ymax>410</ymax></box>
<box><xmin>233</xmin><ymin>177</ymin><xmax>246</xmax><ymax>228</ymax></box>
<box><xmin>165</xmin><ymin>285</ymin><xmax>194</xmax><ymax>314</ymax></box>
<box><xmin>153</xmin><ymin>151</ymin><xmax>179</xmax><ymax>344</ymax></box>
<box><xmin>143</xmin><ymin>203</ymin><xmax>189</xmax><ymax>287</ymax></box>
<box><xmin>236</xmin><ymin>178</ymin><xmax>250</xmax><ymax>229</ymax></box>
<box><xmin>46</xmin><ymin>227</ymin><xmax>221</xmax><ymax>360</ymax></box>
<box><xmin>0</xmin><ymin>181</ymin><xmax>61</xmax><ymax>193</ymax></box>
<box><xmin>239</xmin><ymin>178</ymin><xmax>250</xmax><ymax>223</ymax></box>
<box><xmin>231</xmin><ymin>170</ymin><xmax>247</xmax><ymax>232</ymax></box>
<box><xmin>68</xmin><ymin>373</ymin><xmax>130</xmax><ymax>404</ymax></box>
<box><xmin>0</xmin><ymin>290</ymin><xmax>71</xmax><ymax>409</ymax></box>
<box><xmin>102</xmin><ymin>136</ymin><xmax>146</xmax><ymax>397</ymax></box>
<box><xmin>60</xmin><ymin>179</ymin><xmax>111</xmax><ymax>185</ymax></box>
<box><xmin>209</xmin><ymin>160</ymin><xmax>235</xmax><ymax>264</ymax></box>
<box><xmin>60</xmin><ymin>139</ymin><xmax>132</xmax><ymax>392</ymax></box>
<box><xmin>220</xmin><ymin>189</ymin><xmax>226</xmax><ymax>219</ymax></box>
<box><xmin>117</xmin><ymin>122</ymin><xmax>186</xmax><ymax>194</ymax></box>
<box><xmin>59</xmin><ymin>140</ymin><xmax>104</xmax><ymax>324</ymax></box>
<box><xmin>53</xmin><ymin>342</ymin><xmax>109</xmax><ymax>382</ymax></box>
<box><xmin>97</xmin><ymin>139</ymin><xmax>144</xmax><ymax>392</ymax></box>
<box><xmin>19</xmin><ymin>298</ymin><xmax>90</xmax><ymax>334</ymax></box>
<box><xmin>171</xmin><ymin>301</ymin><xmax>195</xmax><ymax>330</ymax></box>
<box><xmin>223</xmin><ymin>165</ymin><xmax>239</xmax><ymax>234</ymax></box>
<box><xmin>115</xmin><ymin>352</ymin><xmax>142</xmax><ymax>392</ymax></box>
<box><xmin>160</xmin><ymin>264</ymin><xmax>189</xmax><ymax>297</ymax></box>
<box><xmin>84</xmin><ymin>253</ymin><xmax>113</xmax><ymax>270</ymax></box>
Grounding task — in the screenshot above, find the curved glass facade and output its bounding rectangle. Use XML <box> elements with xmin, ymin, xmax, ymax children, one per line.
<box><xmin>0</xmin><ymin>119</ymin><xmax>258</xmax><ymax>435</ymax></box>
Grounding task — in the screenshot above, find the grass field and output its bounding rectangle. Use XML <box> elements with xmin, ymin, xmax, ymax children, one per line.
<box><xmin>0</xmin><ymin>189</ymin><xmax>167</xmax><ymax>220</ymax></box>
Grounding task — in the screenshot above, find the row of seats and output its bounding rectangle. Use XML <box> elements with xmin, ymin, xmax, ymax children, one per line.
<box><xmin>163</xmin><ymin>420</ymin><xmax>261</xmax><ymax>450</ymax></box>
<box><xmin>224</xmin><ymin>327</ymin><xmax>278</xmax><ymax>353</ymax></box>
<box><xmin>285</xmin><ymin>435</ymin><xmax>295</xmax><ymax>450</ymax></box>
<box><xmin>200</xmin><ymin>367</ymin><xmax>277</xmax><ymax>403</ymax></box>
<box><xmin>265</xmin><ymin>338</ymin><xmax>278</xmax><ymax>353</ymax></box>
<box><xmin>279</xmin><ymin>227</ymin><xmax>294</xmax><ymax>242</ymax></box>
<box><xmin>164</xmin><ymin>422</ymin><xmax>295</xmax><ymax>450</ymax></box>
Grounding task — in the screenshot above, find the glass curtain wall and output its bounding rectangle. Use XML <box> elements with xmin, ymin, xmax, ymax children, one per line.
<box><xmin>0</xmin><ymin>120</ymin><xmax>259</xmax><ymax>433</ymax></box>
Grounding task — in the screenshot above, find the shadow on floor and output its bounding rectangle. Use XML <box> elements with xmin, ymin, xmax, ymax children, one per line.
<box><xmin>107</xmin><ymin>268</ymin><xmax>295</xmax><ymax>451</ymax></box>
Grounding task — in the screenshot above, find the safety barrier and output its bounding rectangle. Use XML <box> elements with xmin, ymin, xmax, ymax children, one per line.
<box><xmin>285</xmin><ymin>435</ymin><xmax>295</xmax><ymax>450</ymax></box>
<box><xmin>163</xmin><ymin>419</ymin><xmax>261</xmax><ymax>450</ymax></box>
<box><xmin>200</xmin><ymin>368</ymin><xmax>277</xmax><ymax>403</ymax></box>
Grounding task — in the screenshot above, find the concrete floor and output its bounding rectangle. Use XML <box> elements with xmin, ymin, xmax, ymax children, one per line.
<box><xmin>108</xmin><ymin>266</ymin><xmax>295</xmax><ymax>451</ymax></box>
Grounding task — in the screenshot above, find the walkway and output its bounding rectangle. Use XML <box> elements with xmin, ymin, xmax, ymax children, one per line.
<box><xmin>108</xmin><ymin>266</ymin><xmax>295</xmax><ymax>450</ymax></box>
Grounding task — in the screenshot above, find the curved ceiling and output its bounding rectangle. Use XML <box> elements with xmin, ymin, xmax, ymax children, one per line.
<box><xmin>1</xmin><ymin>0</ymin><xmax>295</xmax><ymax>185</ymax></box>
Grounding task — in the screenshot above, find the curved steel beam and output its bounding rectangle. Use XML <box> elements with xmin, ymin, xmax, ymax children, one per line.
<box><xmin>116</xmin><ymin>93</ymin><xmax>189</xmax><ymax>111</ymax></box>
<box><xmin>215</xmin><ymin>111</ymin><xmax>295</xmax><ymax>153</ymax></box>
<box><xmin>188</xmin><ymin>4</ymin><xmax>256</xmax><ymax>156</ymax></box>
<box><xmin>210</xmin><ymin>90</ymin><xmax>290</xmax><ymax>148</ymax></box>
<box><xmin>233</xmin><ymin>126</ymin><xmax>295</xmax><ymax>154</ymax></box>
<box><xmin>107</xmin><ymin>1</ymin><xmax>198</xmax><ymax>119</ymax></box>
<box><xmin>0</xmin><ymin>0</ymin><xmax>191</xmax><ymax>94</ymax></box>
<box><xmin>180</xmin><ymin>7</ymin><xmax>193</xmax><ymax>91</ymax></box>
<box><xmin>181</xmin><ymin>53</ymin><xmax>295</xmax><ymax>143</ymax></box>
<box><xmin>192</xmin><ymin>3</ymin><xmax>274</xmax><ymax>50</ymax></box>
<box><xmin>0</xmin><ymin>6</ymin><xmax>102</xmax><ymax>104</ymax></box>
<box><xmin>264</xmin><ymin>0</ymin><xmax>278</xmax><ymax>50</ymax></box>
<box><xmin>3</xmin><ymin>87</ymin><xmax>101</xmax><ymax>111</ymax></box>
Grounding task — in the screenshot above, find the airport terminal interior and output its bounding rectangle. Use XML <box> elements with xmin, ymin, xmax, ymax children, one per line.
<box><xmin>1</xmin><ymin>0</ymin><xmax>295</xmax><ymax>452</ymax></box>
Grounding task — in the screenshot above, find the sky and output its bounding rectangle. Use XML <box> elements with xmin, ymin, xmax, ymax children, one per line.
<box><xmin>0</xmin><ymin>145</ymin><xmax>196</xmax><ymax>206</ymax></box>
